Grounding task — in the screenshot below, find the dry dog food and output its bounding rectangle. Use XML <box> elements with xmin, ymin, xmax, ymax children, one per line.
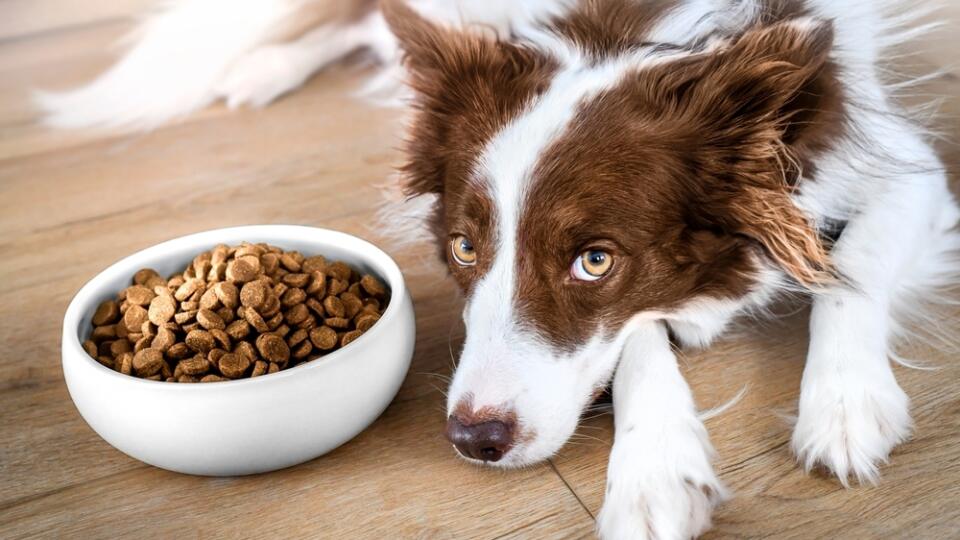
<box><xmin>83</xmin><ymin>242</ymin><xmax>388</xmax><ymax>382</ymax></box>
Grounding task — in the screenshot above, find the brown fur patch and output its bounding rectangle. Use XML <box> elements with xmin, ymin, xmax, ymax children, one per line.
<box><xmin>512</xmin><ymin>18</ymin><xmax>843</xmax><ymax>348</ymax></box>
<box><xmin>382</xmin><ymin>0</ymin><xmax>558</xmax><ymax>263</ymax></box>
<box><xmin>548</xmin><ymin>0</ymin><xmax>679</xmax><ymax>60</ymax></box>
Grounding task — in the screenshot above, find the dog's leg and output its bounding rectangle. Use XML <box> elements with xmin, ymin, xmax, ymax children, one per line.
<box><xmin>597</xmin><ymin>322</ymin><xmax>727</xmax><ymax>540</ymax></box>
<box><xmin>217</xmin><ymin>12</ymin><xmax>395</xmax><ymax>108</ymax></box>
<box><xmin>792</xmin><ymin>159</ymin><xmax>960</xmax><ymax>484</ymax></box>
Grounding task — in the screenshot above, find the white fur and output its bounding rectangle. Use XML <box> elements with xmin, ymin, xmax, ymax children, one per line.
<box><xmin>36</xmin><ymin>0</ymin><xmax>310</xmax><ymax>130</ymax></box>
<box><xmin>35</xmin><ymin>0</ymin><xmax>574</xmax><ymax>131</ymax></box>
<box><xmin>597</xmin><ymin>322</ymin><xmax>727</xmax><ymax>540</ymax></box>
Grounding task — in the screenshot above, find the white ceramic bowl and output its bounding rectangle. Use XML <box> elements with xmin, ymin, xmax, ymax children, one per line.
<box><xmin>62</xmin><ymin>225</ymin><xmax>415</xmax><ymax>476</ymax></box>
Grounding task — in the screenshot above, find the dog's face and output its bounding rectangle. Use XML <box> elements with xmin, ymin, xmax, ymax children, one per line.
<box><xmin>383</xmin><ymin>1</ymin><xmax>837</xmax><ymax>466</ymax></box>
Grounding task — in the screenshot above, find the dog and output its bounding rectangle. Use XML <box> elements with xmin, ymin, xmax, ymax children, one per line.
<box><xmin>38</xmin><ymin>1</ymin><xmax>960</xmax><ymax>537</ymax></box>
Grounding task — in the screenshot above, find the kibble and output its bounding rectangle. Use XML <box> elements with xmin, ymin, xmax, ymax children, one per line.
<box><xmin>82</xmin><ymin>242</ymin><xmax>388</xmax><ymax>382</ymax></box>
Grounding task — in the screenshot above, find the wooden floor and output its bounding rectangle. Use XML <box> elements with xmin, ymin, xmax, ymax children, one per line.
<box><xmin>2</xmin><ymin>3</ymin><xmax>959</xmax><ymax>539</ymax></box>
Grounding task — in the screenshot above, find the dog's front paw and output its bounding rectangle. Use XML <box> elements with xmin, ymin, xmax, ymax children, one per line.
<box><xmin>597</xmin><ymin>425</ymin><xmax>727</xmax><ymax>540</ymax></box>
<box><xmin>597</xmin><ymin>473</ymin><xmax>725</xmax><ymax>540</ymax></box>
<box><xmin>217</xmin><ymin>46</ymin><xmax>305</xmax><ymax>108</ymax></box>
<box><xmin>792</xmin><ymin>369</ymin><xmax>912</xmax><ymax>485</ymax></box>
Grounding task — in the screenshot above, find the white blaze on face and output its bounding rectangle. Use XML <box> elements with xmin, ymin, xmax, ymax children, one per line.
<box><xmin>445</xmin><ymin>55</ymin><xmax>648</xmax><ymax>466</ymax></box>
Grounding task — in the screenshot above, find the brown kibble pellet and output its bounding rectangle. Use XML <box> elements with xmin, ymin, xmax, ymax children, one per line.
<box><xmin>197</xmin><ymin>308</ymin><xmax>225</xmax><ymax>330</ymax></box>
<box><xmin>133</xmin><ymin>334</ymin><xmax>153</xmax><ymax>353</ymax></box>
<box><xmin>234</xmin><ymin>341</ymin><xmax>258</xmax><ymax>362</ymax></box>
<box><xmin>226</xmin><ymin>319</ymin><xmax>250</xmax><ymax>340</ymax></box>
<box><xmin>261</xmin><ymin>253</ymin><xmax>279</xmax><ymax>275</ymax></box>
<box><xmin>260</xmin><ymin>294</ymin><xmax>281</xmax><ymax>318</ymax></box>
<box><xmin>85</xmin><ymin>245</ymin><xmax>387</xmax><ymax>382</ymax></box>
<box><xmin>208</xmin><ymin>348</ymin><xmax>226</xmax><ymax>365</ymax></box>
<box><xmin>284</xmin><ymin>303</ymin><xmax>309</xmax><ymax>325</ymax></box>
<box><xmin>134</xmin><ymin>268</ymin><xmax>160</xmax><ymax>286</ymax></box>
<box><xmin>282</xmin><ymin>273</ymin><xmax>310</xmax><ymax>288</ymax></box>
<box><xmin>305</xmin><ymin>297</ymin><xmax>325</xmax><ymax>317</ymax></box>
<box><xmin>199</xmin><ymin>287</ymin><xmax>220</xmax><ymax>310</ymax></box>
<box><xmin>215</xmin><ymin>305</ymin><xmax>235</xmax><ymax>323</ymax></box>
<box><xmin>174</xmin><ymin>278</ymin><xmax>202</xmax><ymax>302</ymax></box>
<box><xmin>96</xmin><ymin>355</ymin><xmax>114</xmax><ymax>369</ymax></box>
<box><xmin>327</xmin><ymin>261</ymin><xmax>351</xmax><ymax>281</ymax></box>
<box><xmin>356</xmin><ymin>314</ymin><xmax>380</xmax><ymax>332</ymax></box>
<box><xmin>340</xmin><ymin>292</ymin><xmax>363</xmax><ymax>319</ymax></box>
<box><xmin>251</xmin><ymin>360</ymin><xmax>268</xmax><ymax>377</ymax></box>
<box><xmin>226</xmin><ymin>258</ymin><xmax>257</xmax><ymax>283</ymax></box>
<box><xmin>293</xmin><ymin>340</ymin><xmax>313</xmax><ymax>359</ymax></box>
<box><xmin>210</xmin><ymin>328</ymin><xmax>231</xmax><ymax>350</ymax></box>
<box><xmin>360</xmin><ymin>274</ymin><xmax>386</xmax><ymax>297</ymax></box>
<box><xmin>279</xmin><ymin>253</ymin><xmax>301</xmax><ymax>272</ymax></box>
<box><xmin>340</xmin><ymin>330</ymin><xmax>363</xmax><ymax>348</ymax></box>
<box><xmin>213</xmin><ymin>282</ymin><xmax>240</xmax><ymax>309</ymax></box>
<box><xmin>242</xmin><ymin>307</ymin><xmax>270</xmax><ymax>333</ymax></box>
<box><xmin>256</xmin><ymin>333</ymin><xmax>290</xmax><ymax>363</ymax></box>
<box><xmin>297</xmin><ymin>315</ymin><xmax>317</xmax><ymax>331</ymax></box>
<box><xmin>325</xmin><ymin>317</ymin><xmax>350</xmax><ymax>329</ymax></box>
<box><xmin>123</xmin><ymin>305</ymin><xmax>149</xmax><ymax>332</ymax></box>
<box><xmin>125</xmin><ymin>285</ymin><xmax>156</xmax><ymax>306</ymax></box>
<box><xmin>281</xmin><ymin>287</ymin><xmax>306</xmax><ymax>307</ymax></box>
<box><xmin>185</xmin><ymin>329</ymin><xmax>215</xmax><ymax>353</ymax></box>
<box><xmin>152</xmin><ymin>327</ymin><xmax>176</xmax><ymax>352</ymax></box>
<box><xmin>179</xmin><ymin>355</ymin><xmax>210</xmax><ymax>376</ymax></box>
<box><xmin>148</xmin><ymin>294</ymin><xmax>176</xmax><ymax>325</ymax></box>
<box><xmin>167</xmin><ymin>342</ymin><xmax>191</xmax><ymax>360</ymax></box>
<box><xmin>305</xmin><ymin>271</ymin><xmax>326</xmax><ymax>296</ymax></box>
<box><xmin>287</xmin><ymin>328</ymin><xmax>308</xmax><ymax>347</ymax></box>
<box><xmin>110</xmin><ymin>339</ymin><xmax>132</xmax><ymax>357</ymax></box>
<box><xmin>347</xmin><ymin>282</ymin><xmax>362</xmax><ymax>297</ymax></box>
<box><xmin>310</xmin><ymin>326</ymin><xmax>338</xmax><ymax>350</ymax></box>
<box><xmin>219</xmin><ymin>353</ymin><xmax>251</xmax><ymax>379</ymax></box>
<box><xmin>118</xmin><ymin>352</ymin><xmax>133</xmax><ymax>375</ymax></box>
<box><xmin>92</xmin><ymin>300</ymin><xmax>120</xmax><ymax>326</ymax></box>
<box><xmin>240</xmin><ymin>280</ymin><xmax>268</xmax><ymax>309</ymax></box>
<box><xmin>327</xmin><ymin>278</ymin><xmax>348</xmax><ymax>296</ymax></box>
<box><xmin>140</xmin><ymin>320</ymin><xmax>156</xmax><ymax>337</ymax></box>
<box><xmin>323</xmin><ymin>296</ymin><xmax>345</xmax><ymax>318</ymax></box>
<box><xmin>302</xmin><ymin>256</ymin><xmax>326</xmax><ymax>274</ymax></box>
<box><xmin>174</xmin><ymin>310</ymin><xmax>197</xmax><ymax>325</ymax></box>
<box><xmin>133</xmin><ymin>349</ymin><xmax>164</xmax><ymax>376</ymax></box>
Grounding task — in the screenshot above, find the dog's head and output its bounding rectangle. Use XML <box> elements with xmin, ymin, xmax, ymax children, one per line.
<box><xmin>383</xmin><ymin>1</ymin><xmax>839</xmax><ymax>466</ymax></box>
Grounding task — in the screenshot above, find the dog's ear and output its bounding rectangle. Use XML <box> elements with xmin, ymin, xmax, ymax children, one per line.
<box><xmin>382</xmin><ymin>0</ymin><xmax>555</xmax><ymax>197</ymax></box>
<box><xmin>648</xmin><ymin>19</ymin><xmax>839</xmax><ymax>285</ymax></box>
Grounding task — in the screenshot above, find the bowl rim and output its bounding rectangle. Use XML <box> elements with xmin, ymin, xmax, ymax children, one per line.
<box><xmin>62</xmin><ymin>224</ymin><xmax>409</xmax><ymax>390</ymax></box>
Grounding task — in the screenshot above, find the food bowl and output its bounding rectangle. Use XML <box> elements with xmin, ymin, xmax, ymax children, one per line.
<box><xmin>61</xmin><ymin>225</ymin><xmax>415</xmax><ymax>476</ymax></box>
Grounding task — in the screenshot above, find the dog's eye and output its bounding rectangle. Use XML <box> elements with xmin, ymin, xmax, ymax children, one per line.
<box><xmin>571</xmin><ymin>250</ymin><xmax>613</xmax><ymax>281</ymax></box>
<box><xmin>451</xmin><ymin>235</ymin><xmax>477</xmax><ymax>266</ymax></box>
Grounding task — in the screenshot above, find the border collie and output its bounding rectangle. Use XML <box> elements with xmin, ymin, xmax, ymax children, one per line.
<box><xmin>38</xmin><ymin>1</ymin><xmax>959</xmax><ymax>537</ymax></box>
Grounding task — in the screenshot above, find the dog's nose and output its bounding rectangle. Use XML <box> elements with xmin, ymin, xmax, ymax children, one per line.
<box><xmin>444</xmin><ymin>415</ymin><xmax>514</xmax><ymax>462</ymax></box>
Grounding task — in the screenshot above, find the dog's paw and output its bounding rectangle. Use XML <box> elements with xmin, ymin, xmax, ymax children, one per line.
<box><xmin>792</xmin><ymin>370</ymin><xmax>912</xmax><ymax>485</ymax></box>
<box><xmin>217</xmin><ymin>46</ymin><xmax>306</xmax><ymax>109</ymax></box>
<box><xmin>597</xmin><ymin>473</ymin><xmax>725</xmax><ymax>540</ymax></box>
<box><xmin>597</xmin><ymin>424</ymin><xmax>727</xmax><ymax>540</ymax></box>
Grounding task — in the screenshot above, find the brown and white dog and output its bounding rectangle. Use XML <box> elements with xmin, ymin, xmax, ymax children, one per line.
<box><xmin>39</xmin><ymin>1</ymin><xmax>960</xmax><ymax>537</ymax></box>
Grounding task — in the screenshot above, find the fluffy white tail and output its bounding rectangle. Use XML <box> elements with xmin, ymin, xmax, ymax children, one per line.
<box><xmin>34</xmin><ymin>0</ymin><xmax>314</xmax><ymax>130</ymax></box>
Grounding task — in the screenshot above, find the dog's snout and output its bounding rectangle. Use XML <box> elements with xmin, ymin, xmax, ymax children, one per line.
<box><xmin>444</xmin><ymin>416</ymin><xmax>514</xmax><ymax>462</ymax></box>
